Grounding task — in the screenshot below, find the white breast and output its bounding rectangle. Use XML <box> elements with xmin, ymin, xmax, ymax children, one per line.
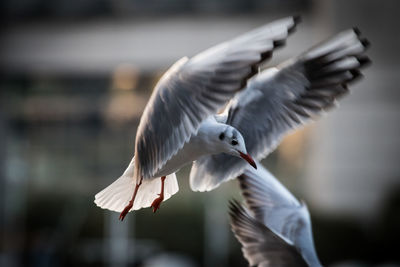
<box><xmin>153</xmin><ymin>117</ymin><xmax>225</xmax><ymax>178</ymax></box>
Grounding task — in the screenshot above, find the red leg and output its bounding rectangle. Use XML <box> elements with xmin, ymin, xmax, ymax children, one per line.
<box><xmin>119</xmin><ymin>176</ymin><xmax>143</xmax><ymax>221</ymax></box>
<box><xmin>150</xmin><ymin>176</ymin><xmax>166</xmax><ymax>213</ymax></box>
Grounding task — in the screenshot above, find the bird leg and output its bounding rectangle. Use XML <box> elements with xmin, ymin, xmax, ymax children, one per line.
<box><xmin>119</xmin><ymin>176</ymin><xmax>143</xmax><ymax>221</ymax></box>
<box><xmin>150</xmin><ymin>176</ymin><xmax>166</xmax><ymax>213</ymax></box>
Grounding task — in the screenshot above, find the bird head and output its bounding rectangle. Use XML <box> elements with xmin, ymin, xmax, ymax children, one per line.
<box><xmin>218</xmin><ymin>126</ymin><xmax>257</xmax><ymax>169</ymax></box>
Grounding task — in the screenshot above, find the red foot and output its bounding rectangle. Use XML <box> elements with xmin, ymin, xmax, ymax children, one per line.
<box><xmin>150</xmin><ymin>194</ymin><xmax>164</xmax><ymax>213</ymax></box>
<box><xmin>119</xmin><ymin>201</ymin><xmax>133</xmax><ymax>221</ymax></box>
<box><xmin>150</xmin><ymin>176</ymin><xmax>166</xmax><ymax>213</ymax></box>
<box><xmin>119</xmin><ymin>177</ymin><xmax>143</xmax><ymax>221</ymax></box>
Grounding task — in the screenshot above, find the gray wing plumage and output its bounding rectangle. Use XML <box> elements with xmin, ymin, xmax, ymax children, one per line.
<box><xmin>238</xmin><ymin>165</ymin><xmax>301</xmax><ymax>228</ymax></box>
<box><xmin>190</xmin><ymin>28</ymin><xmax>370</xmax><ymax>191</ymax></box>
<box><xmin>231</xmin><ymin>163</ymin><xmax>322</xmax><ymax>267</ymax></box>
<box><xmin>134</xmin><ymin>16</ymin><xmax>300</xmax><ymax>179</ymax></box>
<box><xmin>229</xmin><ymin>200</ymin><xmax>308</xmax><ymax>267</ymax></box>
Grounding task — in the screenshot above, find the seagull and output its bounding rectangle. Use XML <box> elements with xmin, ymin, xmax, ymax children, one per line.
<box><xmin>189</xmin><ymin>27</ymin><xmax>370</xmax><ymax>192</ymax></box>
<box><xmin>229</xmin><ymin>163</ymin><xmax>322</xmax><ymax>267</ymax></box>
<box><xmin>95</xmin><ymin>16</ymin><xmax>300</xmax><ymax>220</ymax></box>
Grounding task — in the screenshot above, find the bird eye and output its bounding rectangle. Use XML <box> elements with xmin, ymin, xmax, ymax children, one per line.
<box><xmin>219</xmin><ymin>133</ymin><xmax>225</xmax><ymax>140</ymax></box>
<box><xmin>231</xmin><ymin>139</ymin><xmax>238</xmax><ymax>146</ymax></box>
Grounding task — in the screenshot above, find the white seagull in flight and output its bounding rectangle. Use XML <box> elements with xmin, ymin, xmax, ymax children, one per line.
<box><xmin>95</xmin><ymin>17</ymin><xmax>369</xmax><ymax>221</ymax></box>
<box><xmin>229</xmin><ymin>163</ymin><xmax>322</xmax><ymax>267</ymax></box>
<box><xmin>95</xmin><ymin>16</ymin><xmax>300</xmax><ymax>220</ymax></box>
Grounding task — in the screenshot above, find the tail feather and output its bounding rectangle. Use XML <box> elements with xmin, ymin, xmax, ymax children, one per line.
<box><xmin>94</xmin><ymin>157</ymin><xmax>179</xmax><ymax>212</ymax></box>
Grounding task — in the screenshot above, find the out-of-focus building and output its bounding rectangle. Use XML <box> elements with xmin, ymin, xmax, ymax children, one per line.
<box><xmin>0</xmin><ymin>0</ymin><xmax>399</xmax><ymax>266</ymax></box>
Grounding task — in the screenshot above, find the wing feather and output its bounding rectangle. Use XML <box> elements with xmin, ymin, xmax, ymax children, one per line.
<box><xmin>135</xmin><ymin>16</ymin><xmax>300</xmax><ymax>179</ymax></box>
<box><xmin>190</xmin><ymin>28</ymin><xmax>370</xmax><ymax>190</ymax></box>
<box><xmin>229</xmin><ymin>200</ymin><xmax>307</xmax><ymax>267</ymax></box>
<box><xmin>230</xmin><ymin>163</ymin><xmax>322</xmax><ymax>266</ymax></box>
<box><xmin>238</xmin><ymin>166</ymin><xmax>305</xmax><ymax>241</ymax></box>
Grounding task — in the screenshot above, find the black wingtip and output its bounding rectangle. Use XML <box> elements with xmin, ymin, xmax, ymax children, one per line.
<box><xmin>287</xmin><ymin>15</ymin><xmax>301</xmax><ymax>34</ymax></box>
<box><xmin>353</xmin><ymin>27</ymin><xmax>361</xmax><ymax>36</ymax></box>
<box><xmin>293</xmin><ymin>15</ymin><xmax>302</xmax><ymax>25</ymax></box>
<box><xmin>229</xmin><ymin>199</ymin><xmax>240</xmax><ymax>209</ymax></box>
<box><xmin>273</xmin><ymin>39</ymin><xmax>287</xmax><ymax>49</ymax></box>
<box><xmin>349</xmin><ymin>69</ymin><xmax>364</xmax><ymax>84</ymax></box>
<box><xmin>350</xmin><ymin>69</ymin><xmax>362</xmax><ymax>76</ymax></box>
<box><xmin>358</xmin><ymin>56</ymin><xmax>372</xmax><ymax>67</ymax></box>
<box><xmin>237</xmin><ymin>175</ymin><xmax>247</xmax><ymax>190</ymax></box>
<box><xmin>228</xmin><ymin>199</ymin><xmax>242</xmax><ymax>217</ymax></box>
<box><xmin>360</xmin><ymin>38</ymin><xmax>371</xmax><ymax>49</ymax></box>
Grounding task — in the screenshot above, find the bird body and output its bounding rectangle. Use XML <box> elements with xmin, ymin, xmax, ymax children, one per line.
<box><xmin>94</xmin><ymin>16</ymin><xmax>369</xmax><ymax>220</ymax></box>
<box><xmin>95</xmin><ymin>116</ymin><xmax>255</xmax><ymax>212</ymax></box>
<box><xmin>95</xmin><ymin>16</ymin><xmax>299</xmax><ymax>217</ymax></box>
<box><xmin>152</xmin><ymin>116</ymin><xmax>250</xmax><ymax>177</ymax></box>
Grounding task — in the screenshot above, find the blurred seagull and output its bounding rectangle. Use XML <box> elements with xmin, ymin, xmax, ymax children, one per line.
<box><xmin>95</xmin><ymin>16</ymin><xmax>300</xmax><ymax>220</ymax></box>
<box><xmin>190</xmin><ymin>27</ymin><xmax>370</xmax><ymax>192</ymax></box>
<box><xmin>229</xmin><ymin>163</ymin><xmax>322</xmax><ymax>267</ymax></box>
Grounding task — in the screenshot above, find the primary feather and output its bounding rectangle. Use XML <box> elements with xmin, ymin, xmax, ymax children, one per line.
<box><xmin>190</xmin><ymin>28</ymin><xmax>370</xmax><ymax>192</ymax></box>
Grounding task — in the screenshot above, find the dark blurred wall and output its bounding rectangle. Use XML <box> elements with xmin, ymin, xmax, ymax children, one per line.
<box><xmin>0</xmin><ymin>1</ymin><xmax>399</xmax><ymax>267</ymax></box>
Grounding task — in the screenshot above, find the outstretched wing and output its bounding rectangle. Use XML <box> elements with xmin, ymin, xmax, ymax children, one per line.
<box><xmin>134</xmin><ymin>16</ymin><xmax>300</xmax><ymax>179</ymax></box>
<box><xmin>239</xmin><ymin>165</ymin><xmax>307</xmax><ymax>244</ymax></box>
<box><xmin>229</xmin><ymin>200</ymin><xmax>308</xmax><ymax>267</ymax></box>
<box><xmin>238</xmin><ymin>165</ymin><xmax>301</xmax><ymax>223</ymax></box>
<box><xmin>190</xmin><ymin>28</ymin><xmax>370</xmax><ymax>191</ymax></box>
<box><xmin>237</xmin><ymin>164</ymin><xmax>322</xmax><ymax>266</ymax></box>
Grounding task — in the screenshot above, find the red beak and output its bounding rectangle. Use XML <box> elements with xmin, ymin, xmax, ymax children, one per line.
<box><xmin>238</xmin><ymin>151</ymin><xmax>257</xmax><ymax>169</ymax></box>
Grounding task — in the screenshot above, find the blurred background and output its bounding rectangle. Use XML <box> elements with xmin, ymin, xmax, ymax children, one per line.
<box><xmin>0</xmin><ymin>0</ymin><xmax>399</xmax><ymax>266</ymax></box>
